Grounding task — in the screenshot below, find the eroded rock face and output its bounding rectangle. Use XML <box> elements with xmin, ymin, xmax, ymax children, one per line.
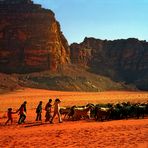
<box><xmin>70</xmin><ymin>37</ymin><xmax>148</xmax><ymax>90</ymax></box>
<box><xmin>0</xmin><ymin>0</ymin><xmax>70</xmax><ymax>73</ymax></box>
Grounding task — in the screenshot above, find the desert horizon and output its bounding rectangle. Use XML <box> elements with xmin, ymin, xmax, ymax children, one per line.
<box><xmin>0</xmin><ymin>88</ymin><xmax>148</xmax><ymax>112</ymax></box>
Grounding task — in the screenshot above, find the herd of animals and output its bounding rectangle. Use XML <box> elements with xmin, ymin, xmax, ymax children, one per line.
<box><xmin>60</xmin><ymin>101</ymin><xmax>148</xmax><ymax>121</ymax></box>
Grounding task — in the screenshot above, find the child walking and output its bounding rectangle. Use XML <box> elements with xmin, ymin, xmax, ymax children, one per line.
<box><xmin>50</xmin><ymin>98</ymin><xmax>62</xmax><ymax>124</ymax></box>
<box><xmin>36</xmin><ymin>101</ymin><xmax>42</xmax><ymax>121</ymax></box>
<box><xmin>5</xmin><ymin>108</ymin><xmax>16</xmax><ymax>125</ymax></box>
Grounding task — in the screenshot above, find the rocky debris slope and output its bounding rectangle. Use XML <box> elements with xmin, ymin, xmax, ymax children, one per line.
<box><xmin>0</xmin><ymin>73</ymin><xmax>21</xmax><ymax>93</ymax></box>
<box><xmin>0</xmin><ymin>0</ymin><xmax>70</xmax><ymax>73</ymax></box>
<box><xmin>0</xmin><ymin>65</ymin><xmax>136</xmax><ymax>93</ymax></box>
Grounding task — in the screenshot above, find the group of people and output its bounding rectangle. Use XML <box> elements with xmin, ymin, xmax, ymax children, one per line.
<box><xmin>5</xmin><ymin>98</ymin><xmax>62</xmax><ymax>125</ymax></box>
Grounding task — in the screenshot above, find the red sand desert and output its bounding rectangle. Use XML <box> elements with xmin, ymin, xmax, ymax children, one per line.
<box><xmin>0</xmin><ymin>88</ymin><xmax>148</xmax><ymax>148</ymax></box>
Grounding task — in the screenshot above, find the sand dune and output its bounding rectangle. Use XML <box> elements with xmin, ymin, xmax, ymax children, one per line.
<box><xmin>0</xmin><ymin>119</ymin><xmax>147</xmax><ymax>148</ymax></box>
<box><xmin>0</xmin><ymin>88</ymin><xmax>148</xmax><ymax>148</ymax></box>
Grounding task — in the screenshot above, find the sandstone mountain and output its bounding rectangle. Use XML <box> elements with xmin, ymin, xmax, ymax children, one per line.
<box><xmin>70</xmin><ymin>37</ymin><xmax>148</xmax><ymax>90</ymax></box>
<box><xmin>0</xmin><ymin>0</ymin><xmax>147</xmax><ymax>92</ymax></box>
<box><xmin>0</xmin><ymin>0</ymin><xmax>70</xmax><ymax>73</ymax></box>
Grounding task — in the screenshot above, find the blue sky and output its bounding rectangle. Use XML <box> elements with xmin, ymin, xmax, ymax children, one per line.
<box><xmin>33</xmin><ymin>0</ymin><xmax>148</xmax><ymax>44</ymax></box>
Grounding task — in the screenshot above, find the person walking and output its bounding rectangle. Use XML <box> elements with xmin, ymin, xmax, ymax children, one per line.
<box><xmin>45</xmin><ymin>99</ymin><xmax>52</xmax><ymax>122</ymax></box>
<box><xmin>36</xmin><ymin>101</ymin><xmax>42</xmax><ymax>121</ymax></box>
<box><xmin>50</xmin><ymin>98</ymin><xmax>62</xmax><ymax>124</ymax></box>
<box><xmin>5</xmin><ymin>108</ymin><xmax>16</xmax><ymax>125</ymax></box>
<box><xmin>17</xmin><ymin>101</ymin><xmax>27</xmax><ymax>124</ymax></box>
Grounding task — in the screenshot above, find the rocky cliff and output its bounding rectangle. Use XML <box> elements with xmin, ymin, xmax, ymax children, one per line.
<box><xmin>70</xmin><ymin>38</ymin><xmax>148</xmax><ymax>90</ymax></box>
<box><xmin>0</xmin><ymin>0</ymin><xmax>70</xmax><ymax>73</ymax></box>
<box><xmin>0</xmin><ymin>0</ymin><xmax>147</xmax><ymax>92</ymax></box>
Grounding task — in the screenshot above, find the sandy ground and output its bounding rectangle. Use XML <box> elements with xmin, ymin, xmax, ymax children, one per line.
<box><xmin>0</xmin><ymin>88</ymin><xmax>148</xmax><ymax>148</ymax></box>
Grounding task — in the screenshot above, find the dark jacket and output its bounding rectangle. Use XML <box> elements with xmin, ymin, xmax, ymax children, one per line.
<box><xmin>36</xmin><ymin>104</ymin><xmax>42</xmax><ymax>113</ymax></box>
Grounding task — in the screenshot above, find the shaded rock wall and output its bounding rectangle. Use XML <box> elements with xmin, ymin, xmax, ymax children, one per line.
<box><xmin>70</xmin><ymin>38</ymin><xmax>148</xmax><ymax>90</ymax></box>
<box><xmin>0</xmin><ymin>0</ymin><xmax>70</xmax><ymax>73</ymax></box>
